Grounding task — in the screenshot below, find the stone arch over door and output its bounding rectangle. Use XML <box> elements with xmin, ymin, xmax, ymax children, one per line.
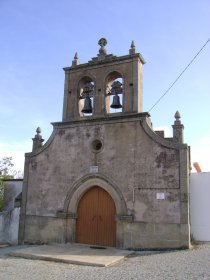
<box><xmin>64</xmin><ymin>175</ymin><xmax>127</xmax><ymax>215</ymax></box>
<box><xmin>64</xmin><ymin>174</ymin><xmax>128</xmax><ymax>247</ymax></box>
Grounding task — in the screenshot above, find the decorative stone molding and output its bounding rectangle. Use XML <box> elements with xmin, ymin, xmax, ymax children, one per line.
<box><xmin>63</xmin><ymin>174</ymin><xmax>128</xmax><ymax>216</ymax></box>
<box><xmin>56</xmin><ymin>211</ymin><xmax>77</xmax><ymax>219</ymax></box>
<box><xmin>116</xmin><ymin>215</ymin><xmax>133</xmax><ymax>222</ymax></box>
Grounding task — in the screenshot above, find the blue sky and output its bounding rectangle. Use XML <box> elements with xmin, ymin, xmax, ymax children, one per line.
<box><xmin>0</xmin><ymin>0</ymin><xmax>209</xmax><ymax>173</ymax></box>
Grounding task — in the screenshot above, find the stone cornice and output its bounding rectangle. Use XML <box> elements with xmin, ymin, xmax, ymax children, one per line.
<box><xmin>63</xmin><ymin>53</ymin><xmax>145</xmax><ymax>72</ymax></box>
<box><xmin>52</xmin><ymin>112</ymin><xmax>150</xmax><ymax>128</ymax></box>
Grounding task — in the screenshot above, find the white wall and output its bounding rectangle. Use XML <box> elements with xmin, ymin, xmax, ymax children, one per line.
<box><xmin>0</xmin><ymin>180</ymin><xmax>22</xmax><ymax>244</ymax></box>
<box><xmin>0</xmin><ymin>208</ymin><xmax>20</xmax><ymax>244</ymax></box>
<box><xmin>3</xmin><ymin>180</ymin><xmax>22</xmax><ymax>211</ymax></box>
<box><xmin>190</xmin><ymin>172</ymin><xmax>210</xmax><ymax>241</ymax></box>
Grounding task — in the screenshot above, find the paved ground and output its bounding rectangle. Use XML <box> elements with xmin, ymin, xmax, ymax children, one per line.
<box><xmin>0</xmin><ymin>244</ymin><xmax>210</xmax><ymax>280</ymax></box>
<box><xmin>9</xmin><ymin>243</ymin><xmax>133</xmax><ymax>267</ymax></box>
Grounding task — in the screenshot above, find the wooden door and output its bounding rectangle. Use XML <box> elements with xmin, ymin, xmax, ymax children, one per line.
<box><xmin>76</xmin><ymin>186</ymin><xmax>116</xmax><ymax>247</ymax></box>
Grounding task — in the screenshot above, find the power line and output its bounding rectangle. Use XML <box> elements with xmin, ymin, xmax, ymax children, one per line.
<box><xmin>148</xmin><ymin>38</ymin><xmax>210</xmax><ymax>112</ymax></box>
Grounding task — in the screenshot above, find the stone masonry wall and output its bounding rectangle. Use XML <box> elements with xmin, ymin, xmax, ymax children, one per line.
<box><xmin>20</xmin><ymin>114</ymin><xmax>190</xmax><ymax>248</ymax></box>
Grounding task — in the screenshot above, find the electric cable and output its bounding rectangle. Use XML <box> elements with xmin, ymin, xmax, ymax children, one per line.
<box><xmin>148</xmin><ymin>38</ymin><xmax>210</xmax><ymax>112</ymax></box>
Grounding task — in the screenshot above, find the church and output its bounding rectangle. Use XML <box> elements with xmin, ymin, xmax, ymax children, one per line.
<box><xmin>19</xmin><ymin>38</ymin><xmax>190</xmax><ymax>249</ymax></box>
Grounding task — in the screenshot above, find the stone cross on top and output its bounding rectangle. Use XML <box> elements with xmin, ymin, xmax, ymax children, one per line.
<box><xmin>98</xmin><ymin>37</ymin><xmax>107</xmax><ymax>55</ymax></box>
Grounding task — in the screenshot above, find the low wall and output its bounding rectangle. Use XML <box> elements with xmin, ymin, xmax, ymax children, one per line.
<box><xmin>0</xmin><ymin>208</ymin><xmax>20</xmax><ymax>244</ymax></box>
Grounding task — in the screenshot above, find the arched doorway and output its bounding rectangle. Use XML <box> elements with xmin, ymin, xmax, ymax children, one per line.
<box><xmin>76</xmin><ymin>186</ymin><xmax>116</xmax><ymax>247</ymax></box>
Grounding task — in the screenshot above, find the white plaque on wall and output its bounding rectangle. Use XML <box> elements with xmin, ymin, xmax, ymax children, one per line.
<box><xmin>156</xmin><ymin>192</ymin><xmax>165</xmax><ymax>200</ymax></box>
<box><xmin>90</xmin><ymin>166</ymin><xmax>99</xmax><ymax>173</ymax></box>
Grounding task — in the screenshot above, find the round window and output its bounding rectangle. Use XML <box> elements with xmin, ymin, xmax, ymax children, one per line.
<box><xmin>92</xmin><ymin>139</ymin><xmax>103</xmax><ymax>153</ymax></box>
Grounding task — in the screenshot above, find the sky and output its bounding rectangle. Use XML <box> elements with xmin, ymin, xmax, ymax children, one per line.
<box><xmin>0</xmin><ymin>0</ymin><xmax>209</xmax><ymax>174</ymax></box>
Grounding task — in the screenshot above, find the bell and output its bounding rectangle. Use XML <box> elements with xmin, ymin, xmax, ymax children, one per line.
<box><xmin>82</xmin><ymin>96</ymin><xmax>92</xmax><ymax>113</ymax></box>
<box><xmin>110</xmin><ymin>94</ymin><xmax>122</xmax><ymax>109</ymax></box>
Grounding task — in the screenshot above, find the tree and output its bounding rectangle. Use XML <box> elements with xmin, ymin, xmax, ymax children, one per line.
<box><xmin>0</xmin><ymin>157</ymin><xmax>22</xmax><ymax>211</ymax></box>
<box><xmin>0</xmin><ymin>156</ymin><xmax>14</xmax><ymax>179</ymax></box>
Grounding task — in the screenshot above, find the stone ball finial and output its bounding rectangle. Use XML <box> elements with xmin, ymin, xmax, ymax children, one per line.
<box><xmin>72</xmin><ymin>51</ymin><xmax>79</xmax><ymax>66</ymax></box>
<box><xmin>129</xmin><ymin>40</ymin><xmax>136</xmax><ymax>55</ymax></box>
<box><xmin>131</xmin><ymin>40</ymin><xmax>135</xmax><ymax>48</ymax></box>
<box><xmin>32</xmin><ymin>127</ymin><xmax>44</xmax><ymax>151</ymax></box>
<box><xmin>74</xmin><ymin>52</ymin><xmax>78</xmax><ymax>59</ymax></box>
<box><xmin>174</xmin><ymin>111</ymin><xmax>182</xmax><ymax>126</ymax></box>
<box><xmin>36</xmin><ymin>127</ymin><xmax>41</xmax><ymax>134</ymax></box>
<box><xmin>173</xmin><ymin>111</ymin><xmax>184</xmax><ymax>143</ymax></box>
<box><xmin>174</xmin><ymin>111</ymin><xmax>181</xmax><ymax>120</ymax></box>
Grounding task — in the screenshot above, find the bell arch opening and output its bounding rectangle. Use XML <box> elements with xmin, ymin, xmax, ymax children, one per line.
<box><xmin>78</xmin><ymin>76</ymin><xmax>95</xmax><ymax>117</ymax></box>
<box><xmin>105</xmin><ymin>71</ymin><xmax>124</xmax><ymax>114</ymax></box>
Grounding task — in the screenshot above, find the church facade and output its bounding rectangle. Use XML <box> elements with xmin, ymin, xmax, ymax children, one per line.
<box><xmin>19</xmin><ymin>39</ymin><xmax>190</xmax><ymax>249</ymax></box>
